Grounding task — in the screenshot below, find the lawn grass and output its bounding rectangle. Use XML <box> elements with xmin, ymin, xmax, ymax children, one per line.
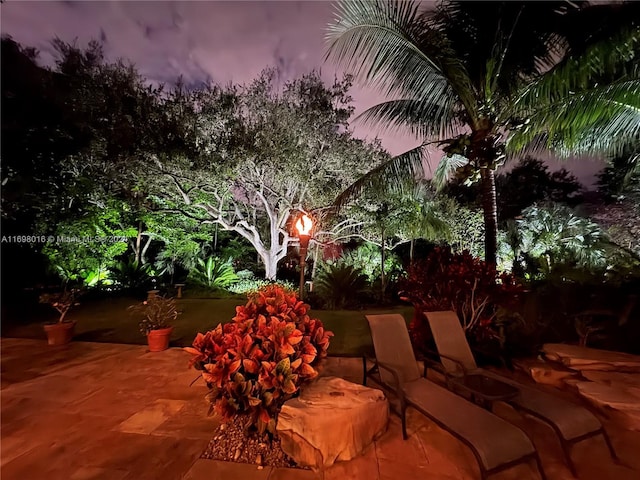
<box><xmin>1</xmin><ymin>295</ymin><xmax>413</xmax><ymax>355</ymax></box>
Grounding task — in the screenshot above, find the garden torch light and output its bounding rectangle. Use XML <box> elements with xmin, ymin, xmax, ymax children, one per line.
<box><xmin>295</xmin><ymin>213</ymin><xmax>313</xmax><ymax>300</ymax></box>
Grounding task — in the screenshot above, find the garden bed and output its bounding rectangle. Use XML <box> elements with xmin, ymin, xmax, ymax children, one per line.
<box><xmin>200</xmin><ymin>414</ymin><xmax>303</xmax><ymax>469</ymax></box>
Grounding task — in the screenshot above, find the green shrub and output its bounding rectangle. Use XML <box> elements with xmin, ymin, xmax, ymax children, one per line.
<box><xmin>314</xmin><ymin>263</ymin><xmax>369</xmax><ymax>309</ymax></box>
<box><xmin>109</xmin><ymin>258</ymin><xmax>155</xmax><ymax>290</ymax></box>
<box><xmin>189</xmin><ymin>257</ymin><xmax>238</xmax><ymax>289</ymax></box>
<box><xmin>339</xmin><ymin>243</ymin><xmax>403</xmax><ymax>285</ymax></box>
<box><xmin>227</xmin><ymin>270</ymin><xmax>295</xmax><ymax>295</ymax></box>
<box><xmin>399</xmin><ymin>246</ymin><xmax>524</xmax><ymax>354</ymax></box>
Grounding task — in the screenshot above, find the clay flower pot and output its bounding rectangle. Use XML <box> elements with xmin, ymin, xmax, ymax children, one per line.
<box><xmin>44</xmin><ymin>321</ymin><xmax>76</xmax><ymax>346</ymax></box>
<box><xmin>147</xmin><ymin>326</ymin><xmax>174</xmax><ymax>352</ymax></box>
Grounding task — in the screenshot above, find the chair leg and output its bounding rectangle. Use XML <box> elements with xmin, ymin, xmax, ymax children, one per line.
<box><xmin>534</xmin><ymin>452</ymin><xmax>548</xmax><ymax>480</ymax></box>
<box><xmin>600</xmin><ymin>428</ymin><xmax>619</xmax><ymax>461</ymax></box>
<box><xmin>401</xmin><ymin>404</ymin><xmax>408</xmax><ymax>440</ymax></box>
<box><xmin>361</xmin><ymin>356</ymin><xmax>367</xmax><ymax>386</ymax></box>
<box><xmin>560</xmin><ymin>439</ymin><xmax>578</xmax><ymax>477</ymax></box>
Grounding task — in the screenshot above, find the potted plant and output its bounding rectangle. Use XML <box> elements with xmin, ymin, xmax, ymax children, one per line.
<box><xmin>128</xmin><ymin>295</ymin><xmax>179</xmax><ymax>352</ymax></box>
<box><xmin>39</xmin><ymin>288</ymin><xmax>83</xmax><ymax>345</ymax></box>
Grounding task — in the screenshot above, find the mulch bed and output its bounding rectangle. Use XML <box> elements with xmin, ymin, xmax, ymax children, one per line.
<box><xmin>200</xmin><ymin>414</ymin><xmax>304</xmax><ymax>469</ymax></box>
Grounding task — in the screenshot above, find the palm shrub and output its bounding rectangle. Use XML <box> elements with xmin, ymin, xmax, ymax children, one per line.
<box><xmin>184</xmin><ymin>285</ymin><xmax>333</xmax><ymax>435</ymax></box>
<box><xmin>507</xmin><ymin>204</ymin><xmax>612</xmax><ymax>279</ymax></box>
<box><xmin>189</xmin><ymin>257</ymin><xmax>238</xmax><ymax>290</ymax></box>
<box><xmin>399</xmin><ymin>246</ymin><xmax>524</xmax><ymax>352</ymax></box>
<box><xmin>109</xmin><ymin>258</ymin><xmax>155</xmax><ymax>290</ymax></box>
<box><xmin>314</xmin><ymin>262</ymin><xmax>369</xmax><ymax>309</ymax></box>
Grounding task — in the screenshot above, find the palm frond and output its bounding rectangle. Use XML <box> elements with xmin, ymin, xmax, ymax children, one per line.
<box><xmin>333</xmin><ymin>143</ymin><xmax>429</xmax><ymax>210</ymax></box>
<box><xmin>510</xmin><ymin>27</ymin><xmax>640</xmax><ymax>114</ymax></box>
<box><xmin>432</xmin><ymin>154</ymin><xmax>469</xmax><ymax>190</ymax></box>
<box><xmin>355</xmin><ymin>95</ymin><xmax>461</xmax><ymax>140</ymax></box>
<box><xmin>434</xmin><ymin>1</ymin><xmax>580</xmax><ymax>96</ymax></box>
<box><xmin>326</xmin><ymin>0</ymin><xmax>477</xmax><ymax>119</ymax></box>
<box><xmin>509</xmin><ymin>80</ymin><xmax>640</xmax><ymax>158</ymax></box>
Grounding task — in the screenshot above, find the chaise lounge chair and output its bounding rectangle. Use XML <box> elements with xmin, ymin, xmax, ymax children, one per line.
<box><xmin>365</xmin><ymin>314</ymin><xmax>546</xmax><ymax>480</ymax></box>
<box><xmin>423</xmin><ymin>310</ymin><xmax>618</xmax><ymax>477</ymax></box>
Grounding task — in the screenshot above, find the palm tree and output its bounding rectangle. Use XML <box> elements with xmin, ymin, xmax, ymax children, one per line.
<box><xmin>327</xmin><ymin>0</ymin><xmax>640</xmax><ymax>265</ymax></box>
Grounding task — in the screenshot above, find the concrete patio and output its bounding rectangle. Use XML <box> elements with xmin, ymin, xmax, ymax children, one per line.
<box><xmin>2</xmin><ymin>338</ymin><xmax>639</xmax><ymax>480</ymax></box>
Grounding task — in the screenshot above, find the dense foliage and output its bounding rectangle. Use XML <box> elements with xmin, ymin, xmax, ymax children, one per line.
<box><xmin>185</xmin><ymin>285</ymin><xmax>333</xmax><ymax>435</ymax></box>
<box><xmin>151</xmin><ymin>70</ymin><xmax>388</xmax><ymax>279</ymax></box>
<box><xmin>399</xmin><ymin>247</ymin><xmax>524</xmax><ymax>352</ymax></box>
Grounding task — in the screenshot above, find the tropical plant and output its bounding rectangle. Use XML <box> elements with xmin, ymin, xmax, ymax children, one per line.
<box><xmin>80</xmin><ymin>268</ymin><xmax>112</xmax><ymax>288</ymax></box>
<box><xmin>127</xmin><ymin>295</ymin><xmax>180</xmax><ymax>335</ymax></box>
<box><xmin>314</xmin><ymin>262</ymin><xmax>369</xmax><ymax>309</ymax></box>
<box><xmin>42</xmin><ymin>206</ymin><xmax>133</xmax><ymax>287</ymax></box>
<box><xmin>432</xmin><ymin>196</ymin><xmax>485</xmax><ymax>258</ymax></box>
<box><xmin>39</xmin><ymin>288</ymin><xmax>83</xmax><ymax>323</ymax></box>
<box><xmin>327</xmin><ymin>0</ymin><xmax>640</xmax><ymax>266</ymax></box>
<box><xmin>339</xmin><ymin>243</ymin><xmax>402</xmax><ymax>285</ymax></box>
<box><xmin>399</xmin><ymin>246</ymin><xmax>524</xmax><ymax>351</ymax></box>
<box><xmin>507</xmin><ymin>204</ymin><xmax>611</xmax><ymax>278</ymax></box>
<box><xmin>184</xmin><ymin>285</ymin><xmax>333</xmax><ymax>436</ymax></box>
<box><xmin>188</xmin><ymin>257</ymin><xmax>239</xmax><ymax>289</ymax></box>
<box><xmin>109</xmin><ymin>257</ymin><xmax>155</xmax><ymax>290</ymax></box>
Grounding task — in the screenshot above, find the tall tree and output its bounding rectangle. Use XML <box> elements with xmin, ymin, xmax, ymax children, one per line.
<box><xmin>327</xmin><ymin>0</ymin><xmax>640</xmax><ymax>265</ymax></box>
<box><xmin>152</xmin><ymin>70</ymin><xmax>387</xmax><ymax>279</ymax></box>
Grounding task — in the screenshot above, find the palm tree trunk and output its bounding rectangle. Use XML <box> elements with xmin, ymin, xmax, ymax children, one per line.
<box><xmin>480</xmin><ymin>167</ymin><xmax>498</xmax><ymax>266</ymax></box>
<box><xmin>380</xmin><ymin>225</ymin><xmax>386</xmax><ymax>300</ymax></box>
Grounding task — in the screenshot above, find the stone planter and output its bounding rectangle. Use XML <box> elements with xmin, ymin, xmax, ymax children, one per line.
<box><xmin>277</xmin><ymin>376</ymin><xmax>389</xmax><ymax>470</ymax></box>
<box><xmin>44</xmin><ymin>321</ymin><xmax>76</xmax><ymax>346</ymax></box>
<box><xmin>147</xmin><ymin>326</ymin><xmax>173</xmax><ymax>352</ymax></box>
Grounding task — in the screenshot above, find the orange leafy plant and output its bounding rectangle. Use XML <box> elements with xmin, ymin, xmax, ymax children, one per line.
<box><xmin>185</xmin><ymin>284</ymin><xmax>333</xmax><ymax>435</ymax></box>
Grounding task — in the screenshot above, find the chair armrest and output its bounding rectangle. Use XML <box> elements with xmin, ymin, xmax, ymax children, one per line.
<box><xmin>376</xmin><ymin>361</ymin><xmax>403</xmax><ymax>389</ymax></box>
<box><xmin>420</xmin><ymin>355</ymin><xmax>447</xmax><ymax>377</ymax></box>
<box><xmin>375</xmin><ymin>361</ymin><xmax>407</xmax><ymax>410</ymax></box>
<box><xmin>421</xmin><ymin>347</ymin><xmax>468</xmax><ymax>377</ymax></box>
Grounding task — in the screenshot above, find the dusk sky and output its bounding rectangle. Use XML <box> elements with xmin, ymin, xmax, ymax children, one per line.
<box><xmin>1</xmin><ymin>0</ymin><xmax>604</xmax><ymax>185</ymax></box>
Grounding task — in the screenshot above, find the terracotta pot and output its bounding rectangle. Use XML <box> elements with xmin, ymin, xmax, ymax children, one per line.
<box><xmin>43</xmin><ymin>321</ymin><xmax>76</xmax><ymax>346</ymax></box>
<box><xmin>147</xmin><ymin>326</ymin><xmax>173</xmax><ymax>352</ymax></box>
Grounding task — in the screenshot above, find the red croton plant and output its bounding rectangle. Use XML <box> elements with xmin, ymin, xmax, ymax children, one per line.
<box><xmin>399</xmin><ymin>247</ymin><xmax>524</xmax><ymax>354</ymax></box>
<box><xmin>185</xmin><ymin>285</ymin><xmax>333</xmax><ymax>435</ymax></box>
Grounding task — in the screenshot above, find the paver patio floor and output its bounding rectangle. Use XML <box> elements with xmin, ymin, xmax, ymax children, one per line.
<box><xmin>1</xmin><ymin>338</ymin><xmax>639</xmax><ymax>480</ymax></box>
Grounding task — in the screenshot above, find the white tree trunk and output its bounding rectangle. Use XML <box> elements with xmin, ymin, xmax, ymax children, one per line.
<box><xmin>262</xmin><ymin>249</ymin><xmax>279</xmax><ymax>280</ymax></box>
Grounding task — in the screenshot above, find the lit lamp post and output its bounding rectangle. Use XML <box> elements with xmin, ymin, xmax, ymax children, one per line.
<box><xmin>295</xmin><ymin>214</ymin><xmax>313</xmax><ymax>300</ymax></box>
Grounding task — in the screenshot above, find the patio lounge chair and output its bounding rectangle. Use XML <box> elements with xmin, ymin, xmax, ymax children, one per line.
<box><xmin>424</xmin><ymin>310</ymin><xmax>618</xmax><ymax>477</ymax></box>
<box><xmin>365</xmin><ymin>314</ymin><xmax>546</xmax><ymax>480</ymax></box>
